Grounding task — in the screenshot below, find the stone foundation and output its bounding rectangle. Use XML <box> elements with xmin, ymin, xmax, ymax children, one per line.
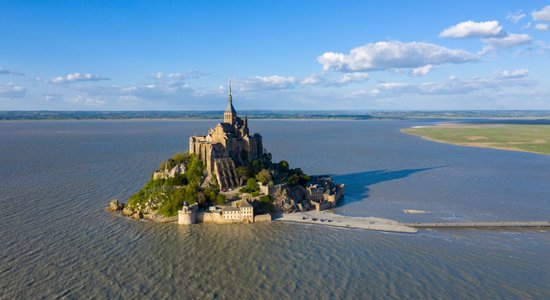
<box><xmin>254</xmin><ymin>214</ymin><xmax>272</xmax><ymax>222</ymax></box>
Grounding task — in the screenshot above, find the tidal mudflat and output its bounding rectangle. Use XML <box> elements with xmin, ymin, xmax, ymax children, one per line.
<box><xmin>402</xmin><ymin>123</ymin><xmax>550</xmax><ymax>155</ymax></box>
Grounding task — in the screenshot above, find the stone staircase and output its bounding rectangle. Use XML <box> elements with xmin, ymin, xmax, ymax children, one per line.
<box><xmin>213</xmin><ymin>158</ymin><xmax>239</xmax><ymax>190</ymax></box>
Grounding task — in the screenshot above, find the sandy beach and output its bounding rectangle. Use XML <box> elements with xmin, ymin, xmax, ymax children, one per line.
<box><xmin>274</xmin><ymin>211</ymin><xmax>418</xmax><ymax>233</ymax></box>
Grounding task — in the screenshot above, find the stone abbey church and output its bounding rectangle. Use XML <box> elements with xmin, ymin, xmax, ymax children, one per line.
<box><xmin>189</xmin><ymin>84</ymin><xmax>263</xmax><ymax>190</ymax></box>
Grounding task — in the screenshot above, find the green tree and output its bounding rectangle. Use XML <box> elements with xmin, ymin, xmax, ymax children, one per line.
<box><xmin>251</xmin><ymin>159</ymin><xmax>262</xmax><ymax>173</ymax></box>
<box><xmin>236</xmin><ymin>166</ymin><xmax>250</xmax><ymax>185</ymax></box>
<box><xmin>278</xmin><ymin>160</ymin><xmax>289</xmax><ymax>173</ymax></box>
<box><xmin>171</xmin><ymin>151</ymin><xmax>190</xmax><ymax>164</ymax></box>
<box><xmin>288</xmin><ymin>174</ymin><xmax>299</xmax><ymax>186</ymax></box>
<box><xmin>184</xmin><ymin>183</ymin><xmax>198</xmax><ymax>203</ymax></box>
<box><xmin>256</xmin><ymin>168</ymin><xmax>272</xmax><ymax>185</ymax></box>
<box><xmin>185</xmin><ymin>154</ymin><xmax>204</xmax><ymax>186</ymax></box>
<box><xmin>241</xmin><ymin>178</ymin><xmax>258</xmax><ymax>193</ymax></box>
<box><xmin>247</xmin><ymin>178</ymin><xmax>257</xmax><ymax>189</ymax></box>
<box><xmin>216</xmin><ymin>194</ymin><xmax>226</xmax><ymax>205</ymax></box>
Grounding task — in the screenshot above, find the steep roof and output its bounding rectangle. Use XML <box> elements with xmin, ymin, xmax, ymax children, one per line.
<box><xmin>222</xmin><ymin>207</ymin><xmax>240</xmax><ymax>212</ymax></box>
<box><xmin>240</xmin><ymin>200</ymin><xmax>252</xmax><ymax>207</ymax></box>
<box><xmin>226</xmin><ymin>82</ymin><xmax>237</xmax><ymax>114</ymax></box>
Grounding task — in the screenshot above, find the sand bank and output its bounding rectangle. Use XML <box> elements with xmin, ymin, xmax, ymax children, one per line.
<box><xmin>275</xmin><ymin>211</ymin><xmax>418</xmax><ymax>233</ymax></box>
<box><xmin>403</xmin><ymin>209</ymin><xmax>429</xmax><ymax>214</ymax></box>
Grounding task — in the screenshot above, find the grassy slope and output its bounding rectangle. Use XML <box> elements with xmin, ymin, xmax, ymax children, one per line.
<box><xmin>402</xmin><ymin>124</ymin><xmax>550</xmax><ymax>155</ymax></box>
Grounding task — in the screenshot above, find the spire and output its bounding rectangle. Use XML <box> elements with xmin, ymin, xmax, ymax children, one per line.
<box><xmin>225</xmin><ymin>81</ymin><xmax>236</xmax><ymax>114</ymax></box>
<box><xmin>224</xmin><ymin>80</ymin><xmax>237</xmax><ymax>124</ymax></box>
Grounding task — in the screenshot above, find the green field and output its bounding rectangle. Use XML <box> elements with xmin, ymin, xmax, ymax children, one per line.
<box><xmin>402</xmin><ymin>124</ymin><xmax>550</xmax><ymax>155</ymax></box>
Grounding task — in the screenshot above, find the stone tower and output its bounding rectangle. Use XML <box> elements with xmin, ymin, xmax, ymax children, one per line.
<box><xmin>178</xmin><ymin>202</ymin><xmax>197</xmax><ymax>225</ymax></box>
<box><xmin>223</xmin><ymin>82</ymin><xmax>237</xmax><ymax>125</ymax></box>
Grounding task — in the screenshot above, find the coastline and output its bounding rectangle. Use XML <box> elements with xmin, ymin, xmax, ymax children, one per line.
<box><xmin>111</xmin><ymin>204</ymin><xmax>417</xmax><ymax>233</ymax></box>
<box><xmin>401</xmin><ymin>127</ymin><xmax>550</xmax><ymax>155</ymax></box>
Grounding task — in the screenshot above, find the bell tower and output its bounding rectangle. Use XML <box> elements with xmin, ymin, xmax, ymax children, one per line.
<box><xmin>224</xmin><ymin>81</ymin><xmax>237</xmax><ymax>125</ymax></box>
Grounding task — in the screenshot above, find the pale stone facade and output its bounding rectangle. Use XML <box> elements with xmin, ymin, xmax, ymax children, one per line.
<box><xmin>259</xmin><ymin>182</ymin><xmax>287</xmax><ymax>198</ymax></box>
<box><xmin>306</xmin><ymin>176</ymin><xmax>345</xmax><ymax>211</ymax></box>
<box><xmin>198</xmin><ymin>200</ymin><xmax>254</xmax><ymax>224</ymax></box>
<box><xmin>178</xmin><ymin>202</ymin><xmax>198</xmax><ymax>225</ymax></box>
<box><xmin>189</xmin><ymin>84</ymin><xmax>263</xmax><ymax>190</ymax></box>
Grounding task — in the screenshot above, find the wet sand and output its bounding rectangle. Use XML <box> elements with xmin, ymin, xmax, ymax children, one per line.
<box><xmin>275</xmin><ymin>211</ymin><xmax>418</xmax><ymax>233</ymax></box>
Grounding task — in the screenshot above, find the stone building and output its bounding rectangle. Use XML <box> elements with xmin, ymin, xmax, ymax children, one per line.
<box><xmin>189</xmin><ymin>83</ymin><xmax>263</xmax><ymax>190</ymax></box>
<box><xmin>199</xmin><ymin>200</ymin><xmax>254</xmax><ymax>224</ymax></box>
<box><xmin>178</xmin><ymin>202</ymin><xmax>198</xmax><ymax>225</ymax></box>
<box><xmin>221</xmin><ymin>200</ymin><xmax>253</xmax><ymax>222</ymax></box>
<box><xmin>306</xmin><ymin>176</ymin><xmax>345</xmax><ymax>211</ymax></box>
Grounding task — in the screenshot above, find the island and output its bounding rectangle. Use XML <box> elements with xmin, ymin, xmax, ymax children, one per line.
<box><xmin>106</xmin><ymin>99</ymin><xmax>550</xmax><ymax>233</ymax></box>
<box><xmin>108</xmin><ymin>83</ymin><xmax>345</xmax><ymax>225</ymax></box>
<box><xmin>402</xmin><ymin>123</ymin><xmax>550</xmax><ymax>155</ymax></box>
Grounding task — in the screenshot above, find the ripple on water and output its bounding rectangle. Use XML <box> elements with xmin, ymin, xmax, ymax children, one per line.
<box><xmin>0</xmin><ymin>120</ymin><xmax>549</xmax><ymax>299</ymax></box>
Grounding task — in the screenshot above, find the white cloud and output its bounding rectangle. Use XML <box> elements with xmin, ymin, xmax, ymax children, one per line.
<box><xmin>481</xmin><ymin>33</ymin><xmax>531</xmax><ymax>53</ymax></box>
<box><xmin>410</xmin><ymin>65</ymin><xmax>433</xmax><ymax>76</ymax></box>
<box><xmin>439</xmin><ymin>20</ymin><xmax>504</xmax><ymax>38</ymax></box>
<box><xmin>72</xmin><ymin>95</ymin><xmax>106</xmax><ymax>106</ymax></box>
<box><xmin>534</xmin><ymin>40</ymin><xmax>550</xmax><ymax>54</ymax></box>
<box><xmin>152</xmin><ymin>70</ymin><xmax>205</xmax><ymax>81</ymax></box>
<box><xmin>237</xmin><ymin>75</ymin><xmax>298</xmax><ymax>91</ymax></box>
<box><xmin>79</xmin><ymin>79</ymin><xmax>196</xmax><ymax>103</ymax></box>
<box><xmin>364</xmin><ymin>73</ymin><xmax>535</xmax><ymax>96</ymax></box>
<box><xmin>72</xmin><ymin>70</ymin><xmax>213</xmax><ymax>106</ymax></box>
<box><xmin>532</xmin><ymin>5</ymin><xmax>550</xmax><ymax>21</ymax></box>
<box><xmin>0</xmin><ymin>67</ymin><xmax>24</xmax><ymax>76</ymax></box>
<box><xmin>43</xmin><ymin>94</ymin><xmax>63</xmax><ymax>101</ymax></box>
<box><xmin>438</xmin><ymin>20</ymin><xmax>532</xmax><ymax>54</ymax></box>
<box><xmin>0</xmin><ymin>83</ymin><xmax>27</xmax><ymax>98</ymax></box>
<box><xmin>495</xmin><ymin>69</ymin><xmax>529</xmax><ymax>79</ymax></box>
<box><xmin>119</xmin><ymin>83</ymin><xmax>193</xmax><ymax>98</ymax></box>
<box><xmin>301</xmin><ymin>73</ymin><xmax>324</xmax><ymax>85</ymax></box>
<box><xmin>318</xmin><ymin>41</ymin><xmax>477</xmax><ymax>72</ymax></box>
<box><xmin>535</xmin><ymin>23</ymin><xmax>549</xmax><ymax>31</ymax></box>
<box><xmin>340</xmin><ymin>72</ymin><xmax>370</xmax><ymax>84</ymax></box>
<box><xmin>302</xmin><ymin>72</ymin><xmax>369</xmax><ymax>86</ymax></box>
<box><xmin>51</xmin><ymin>73</ymin><xmax>109</xmax><ymax>83</ymax></box>
<box><xmin>507</xmin><ymin>12</ymin><xmax>526</xmax><ymax>23</ymax></box>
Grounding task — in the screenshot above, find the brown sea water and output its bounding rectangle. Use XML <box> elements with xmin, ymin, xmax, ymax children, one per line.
<box><xmin>0</xmin><ymin>120</ymin><xmax>549</xmax><ymax>299</ymax></box>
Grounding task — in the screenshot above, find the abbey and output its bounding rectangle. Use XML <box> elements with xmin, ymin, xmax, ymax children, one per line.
<box><xmin>116</xmin><ymin>83</ymin><xmax>345</xmax><ymax>224</ymax></box>
<box><xmin>189</xmin><ymin>83</ymin><xmax>263</xmax><ymax>190</ymax></box>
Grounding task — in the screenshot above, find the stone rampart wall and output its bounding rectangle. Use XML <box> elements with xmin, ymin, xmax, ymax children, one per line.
<box><xmin>254</xmin><ymin>214</ymin><xmax>272</xmax><ymax>222</ymax></box>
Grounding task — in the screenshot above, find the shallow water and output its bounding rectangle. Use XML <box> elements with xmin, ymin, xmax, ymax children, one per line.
<box><xmin>0</xmin><ymin>120</ymin><xmax>549</xmax><ymax>299</ymax></box>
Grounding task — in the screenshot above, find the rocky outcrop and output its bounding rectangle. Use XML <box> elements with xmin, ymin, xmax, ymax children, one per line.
<box><xmin>152</xmin><ymin>163</ymin><xmax>186</xmax><ymax>180</ymax></box>
<box><xmin>122</xmin><ymin>206</ymin><xmax>134</xmax><ymax>217</ymax></box>
<box><xmin>107</xmin><ymin>199</ymin><xmax>124</xmax><ymax>212</ymax></box>
<box><xmin>121</xmin><ymin>206</ymin><xmax>143</xmax><ymax>219</ymax></box>
<box><xmin>269</xmin><ymin>185</ymin><xmax>308</xmax><ymax>213</ymax></box>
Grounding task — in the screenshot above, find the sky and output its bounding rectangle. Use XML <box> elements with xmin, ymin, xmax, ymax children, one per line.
<box><xmin>1</xmin><ymin>0</ymin><xmax>549</xmax><ymax>111</ymax></box>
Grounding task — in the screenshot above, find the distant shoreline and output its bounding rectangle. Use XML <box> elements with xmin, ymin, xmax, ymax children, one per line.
<box><xmin>402</xmin><ymin>123</ymin><xmax>550</xmax><ymax>155</ymax></box>
<box><xmin>2</xmin><ymin>117</ymin><xmax>550</xmax><ymax>122</ymax></box>
<box><xmin>1</xmin><ymin>110</ymin><xmax>550</xmax><ymax>121</ymax></box>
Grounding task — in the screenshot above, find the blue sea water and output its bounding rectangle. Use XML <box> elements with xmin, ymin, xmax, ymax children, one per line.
<box><xmin>0</xmin><ymin>120</ymin><xmax>549</xmax><ymax>299</ymax></box>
